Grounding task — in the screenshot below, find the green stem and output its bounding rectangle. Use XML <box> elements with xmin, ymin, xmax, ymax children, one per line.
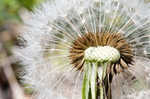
<box><xmin>99</xmin><ymin>62</ymin><xmax>109</xmax><ymax>99</ymax></box>
<box><xmin>100</xmin><ymin>83</ymin><xmax>103</xmax><ymax>99</ymax></box>
<box><xmin>82</xmin><ymin>61</ymin><xmax>109</xmax><ymax>99</ymax></box>
<box><xmin>82</xmin><ymin>61</ymin><xmax>91</xmax><ymax>99</ymax></box>
<box><xmin>90</xmin><ymin>62</ymin><xmax>98</xmax><ymax>99</ymax></box>
<box><xmin>102</xmin><ymin>63</ymin><xmax>108</xmax><ymax>80</ymax></box>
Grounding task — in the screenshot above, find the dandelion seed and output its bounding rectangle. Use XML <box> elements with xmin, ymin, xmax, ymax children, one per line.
<box><xmin>15</xmin><ymin>0</ymin><xmax>150</xmax><ymax>99</ymax></box>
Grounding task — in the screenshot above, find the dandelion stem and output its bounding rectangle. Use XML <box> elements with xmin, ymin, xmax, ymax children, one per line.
<box><xmin>100</xmin><ymin>83</ymin><xmax>104</xmax><ymax>99</ymax></box>
<box><xmin>82</xmin><ymin>61</ymin><xmax>91</xmax><ymax>99</ymax></box>
<box><xmin>90</xmin><ymin>62</ymin><xmax>98</xmax><ymax>99</ymax></box>
<box><xmin>82</xmin><ymin>61</ymin><xmax>109</xmax><ymax>99</ymax></box>
<box><xmin>98</xmin><ymin>62</ymin><xmax>108</xmax><ymax>99</ymax></box>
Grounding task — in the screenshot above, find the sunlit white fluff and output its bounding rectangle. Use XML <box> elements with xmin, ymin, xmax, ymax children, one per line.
<box><xmin>14</xmin><ymin>0</ymin><xmax>150</xmax><ymax>99</ymax></box>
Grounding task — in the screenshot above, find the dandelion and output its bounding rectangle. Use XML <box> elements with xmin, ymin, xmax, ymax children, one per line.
<box><xmin>15</xmin><ymin>0</ymin><xmax>150</xmax><ymax>99</ymax></box>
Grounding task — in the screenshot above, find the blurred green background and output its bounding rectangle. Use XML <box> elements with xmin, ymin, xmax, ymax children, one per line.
<box><xmin>0</xmin><ymin>0</ymin><xmax>45</xmax><ymax>98</ymax></box>
<box><xmin>0</xmin><ymin>0</ymin><xmax>44</xmax><ymax>25</ymax></box>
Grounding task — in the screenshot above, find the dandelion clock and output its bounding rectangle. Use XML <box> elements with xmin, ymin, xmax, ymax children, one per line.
<box><xmin>15</xmin><ymin>0</ymin><xmax>150</xmax><ymax>99</ymax></box>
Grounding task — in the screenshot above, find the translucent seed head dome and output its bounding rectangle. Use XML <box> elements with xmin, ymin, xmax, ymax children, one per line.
<box><xmin>15</xmin><ymin>0</ymin><xmax>150</xmax><ymax>99</ymax></box>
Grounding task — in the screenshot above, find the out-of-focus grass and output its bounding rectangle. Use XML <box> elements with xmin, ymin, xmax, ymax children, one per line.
<box><xmin>145</xmin><ymin>0</ymin><xmax>150</xmax><ymax>3</ymax></box>
<box><xmin>0</xmin><ymin>0</ymin><xmax>44</xmax><ymax>25</ymax></box>
<box><xmin>0</xmin><ymin>0</ymin><xmax>45</xmax><ymax>98</ymax></box>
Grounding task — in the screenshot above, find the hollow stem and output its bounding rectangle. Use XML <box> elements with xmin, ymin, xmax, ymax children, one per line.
<box><xmin>98</xmin><ymin>62</ymin><xmax>109</xmax><ymax>99</ymax></box>
<box><xmin>82</xmin><ymin>61</ymin><xmax>109</xmax><ymax>99</ymax></box>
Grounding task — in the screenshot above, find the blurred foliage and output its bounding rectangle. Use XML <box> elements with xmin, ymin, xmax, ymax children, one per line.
<box><xmin>0</xmin><ymin>0</ymin><xmax>44</xmax><ymax>25</ymax></box>
<box><xmin>0</xmin><ymin>0</ymin><xmax>45</xmax><ymax>96</ymax></box>
<box><xmin>145</xmin><ymin>0</ymin><xmax>150</xmax><ymax>3</ymax></box>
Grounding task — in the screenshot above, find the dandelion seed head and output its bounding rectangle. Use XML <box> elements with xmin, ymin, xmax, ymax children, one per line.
<box><xmin>15</xmin><ymin>0</ymin><xmax>150</xmax><ymax>98</ymax></box>
<box><xmin>69</xmin><ymin>32</ymin><xmax>133</xmax><ymax>73</ymax></box>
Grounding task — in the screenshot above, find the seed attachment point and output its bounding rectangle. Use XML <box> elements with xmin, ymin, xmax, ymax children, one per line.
<box><xmin>84</xmin><ymin>46</ymin><xmax>120</xmax><ymax>63</ymax></box>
